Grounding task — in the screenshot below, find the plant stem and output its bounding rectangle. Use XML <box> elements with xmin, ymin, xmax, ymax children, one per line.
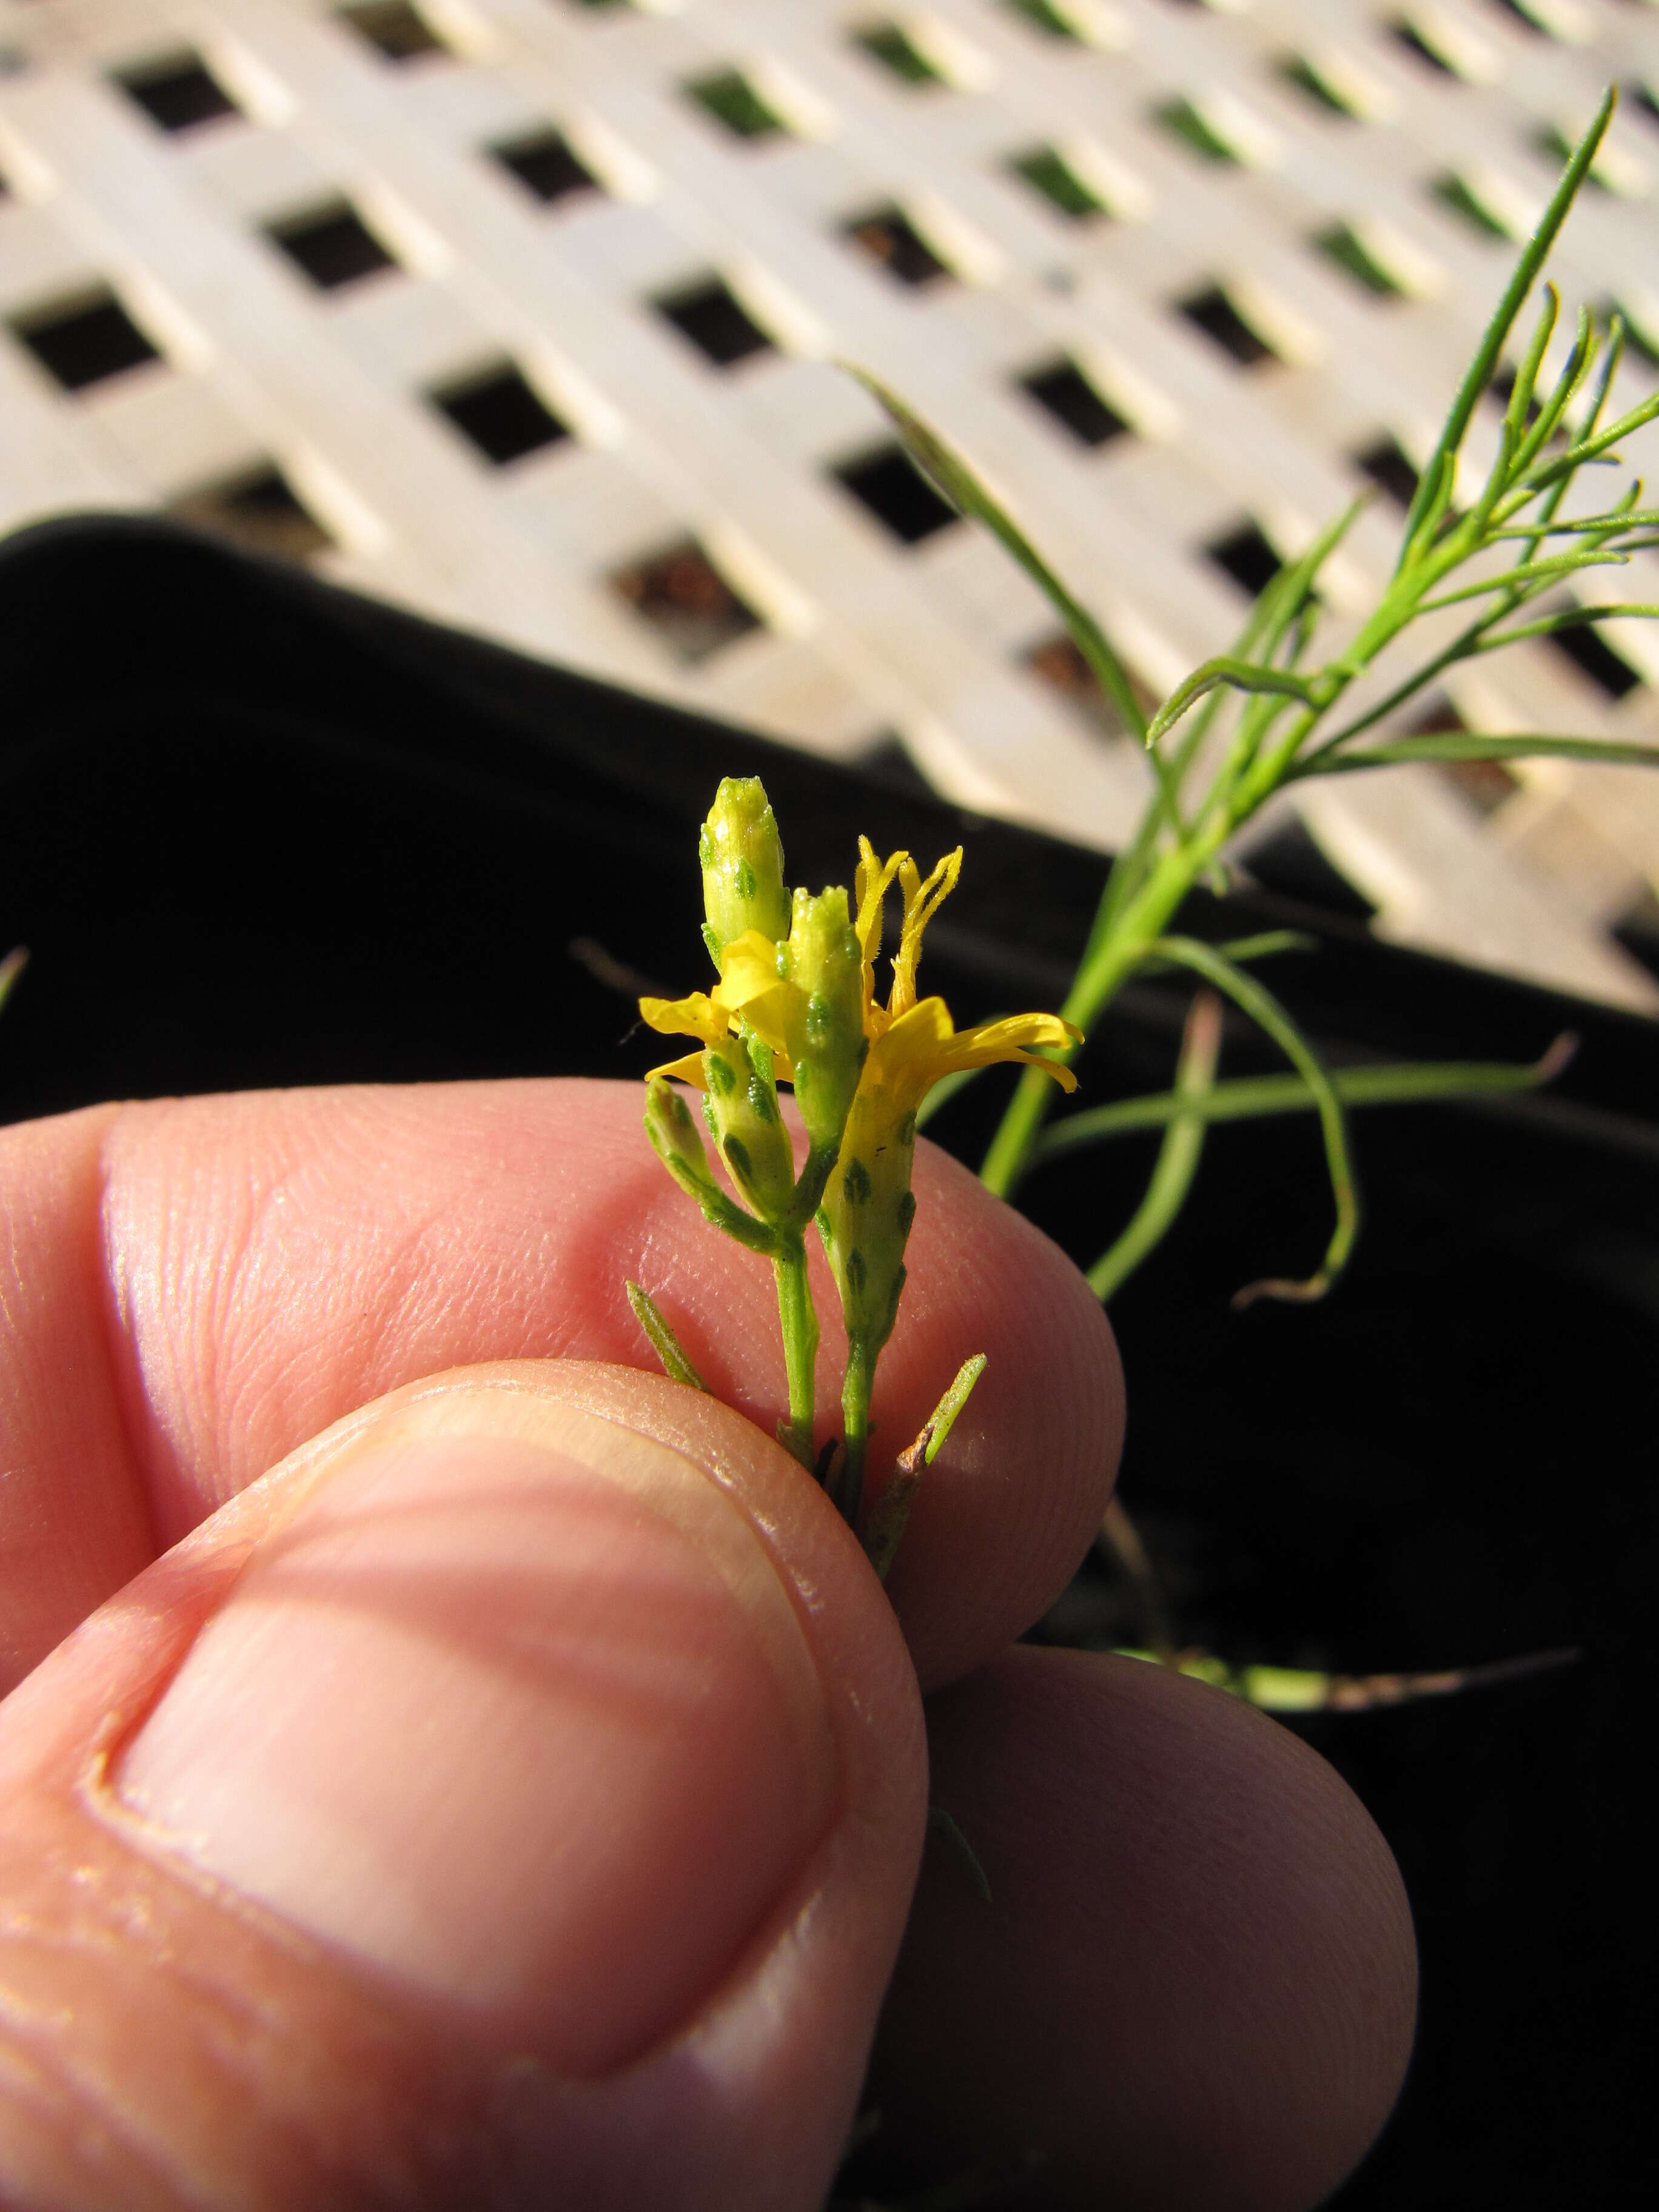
<box><xmin>772</xmin><ymin>1237</ymin><xmax>819</xmax><ymax>1469</ymax></box>
<box><xmin>981</xmin><ymin>835</ymin><xmax>1220</xmax><ymax>1196</ymax></box>
<box><xmin>1087</xmin><ymin>990</ymin><xmax>1222</xmax><ymax>1304</ymax></box>
<box><xmin>965</xmin><ymin>94</ymin><xmax>1654</xmax><ymax>1260</ymax></box>
<box><xmin>838</xmin><ymin>1336</ymin><xmax>876</xmax><ymax>1524</ymax></box>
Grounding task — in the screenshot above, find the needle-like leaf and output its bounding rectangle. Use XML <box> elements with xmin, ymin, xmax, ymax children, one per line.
<box><xmin>1145</xmin><ymin>659</ymin><xmax>1321</xmax><ymax>748</ymax></box>
<box><xmin>1396</xmin><ymin>86</ymin><xmax>1617</xmax><ymax>565</ymax></box>
<box><xmin>843</xmin><ymin>364</ymin><xmax>1152</xmax><ymax>746</ymax></box>
<box><xmin>625</xmin><ymin>1281</ymin><xmax>708</xmax><ymax>1390</ymax></box>
<box><xmin>1085</xmin><ymin>990</ymin><xmax>1223</xmax><ymax>1305</ymax></box>
<box><xmin>1139</xmin><ymin>938</ymin><xmax>1359</xmax><ymax>1304</ymax></box>
<box><xmin>1296</xmin><ymin>732</ymin><xmax>1657</xmax><ymax>777</ymax></box>
<box><xmin>1034</xmin><ymin>1035</ymin><xmax>1576</xmax><ymax>1158</ymax></box>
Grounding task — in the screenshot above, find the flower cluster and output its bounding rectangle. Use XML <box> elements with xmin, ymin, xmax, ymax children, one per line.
<box><xmin>638</xmin><ymin>776</ymin><xmax>1079</xmax><ymax>1520</ymax></box>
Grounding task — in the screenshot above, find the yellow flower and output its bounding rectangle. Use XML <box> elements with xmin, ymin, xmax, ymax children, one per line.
<box><xmin>819</xmin><ymin>843</ymin><xmax>1080</xmax><ymax>1353</ymax></box>
<box><xmin>642</xmin><ymin>825</ymin><xmax>1079</xmax><ymax>1350</ymax></box>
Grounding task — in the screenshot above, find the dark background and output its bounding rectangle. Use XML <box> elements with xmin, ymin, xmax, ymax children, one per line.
<box><xmin>3</xmin><ymin>518</ymin><xmax>1655</xmax><ymax>2208</ymax></box>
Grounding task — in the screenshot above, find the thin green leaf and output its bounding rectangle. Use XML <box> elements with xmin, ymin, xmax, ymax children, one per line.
<box><xmin>1487</xmin><ymin>511</ymin><xmax>1659</xmax><ymax>538</ymax></box>
<box><xmin>1143</xmin><ymin>937</ymin><xmax>1359</xmax><ymax>1304</ymax></box>
<box><xmin>1504</xmin><ymin>326</ymin><xmax>1626</xmax><ymax>568</ymax></box>
<box><xmin>1510</xmin><ymin>302</ymin><xmax>1595</xmax><ymax>476</ymax></box>
<box><xmin>1297</xmin><ymin>732</ymin><xmax>1658</xmax><ymax>777</ymax></box>
<box><xmin>625</xmin><ymin>1280</ymin><xmax>708</xmax><ymax>1390</ymax></box>
<box><xmin>1137</xmin><ymin>930</ymin><xmax>1318</xmax><ymax>976</ymax></box>
<box><xmin>1417</xmin><ymin>548</ymin><xmax>1631</xmax><ymax>612</ymax></box>
<box><xmin>1082</xmin><ymin>526</ymin><xmax>1354</xmax><ymax>964</ymax></box>
<box><xmin>843</xmin><ymin>364</ymin><xmax>1150</xmax><ymax>743</ymax></box>
<box><xmin>1145</xmin><ymin>658</ymin><xmax>1321</xmax><ymax>748</ymax></box>
<box><xmin>922</xmin><ymin>1353</ymin><xmax>988</xmax><ymax>1464</ymax></box>
<box><xmin>0</xmin><ymin>948</ymin><xmax>27</xmax><ymax>1017</ymax></box>
<box><xmin>1213</xmin><ymin>929</ymin><xmax>1319</xmax><ymax>963</ymax></box>
<box><xmin>861</xmin><ymin>1352</ymin><xmax>988</xmax><ymax>1580</ymax></box>
<box><xmin>1086</xmin><ymin>991</ymin><xmax>1223</xmax><ymax>1305</ymax></box>
<box><xmin>1116</xmin><ymin>1643</ymin><xmax>1580</xmax><ymax>1713</ymax></box>
<box><xmin>1307</xmin><ymin>602</ymin><xmax>1504</xmax><ymax>762</ymax></box>
<box><xmin>1401</xmin><ymin>448</ymin><xmax>1457</xmax><ymax>565</ymax></box>
<box><xmin>1503</xmin><ymin>283</ymin><xmax>1560</xmax><ymax>447</ymax></box>
<box><xmin>1255</xmin><ymin>497</ymin><xmax>1368</xmax><ymax>665</ymax></box>
<box><xmin>1478</xmin><ymin>602</ymin><xmax>1659</xmax><ymax>651</ymax></box>
<box><xmin>1397</xmin><ymin>86</ymin><xmax>1617</xmax><ymax>565</ymax></box>
<box><xmin>1514</xmin><ymin>386</ymin><xmax>1659</xmax><ymax>497</ymax></box>
<box><xmin>1034</xmin><ymin>1034</ymin><xmax>1576</xmax><ymax>1159</ymax></box>
<box><xmin>1467</xmin><ymin>415</ymin><xmax>1520</xmax><ymax>539</ymax></box>
<box><xmin>1574</xmin><ymin>310</ymin><xmax>1627</xmax><ymax>446</ymax></box>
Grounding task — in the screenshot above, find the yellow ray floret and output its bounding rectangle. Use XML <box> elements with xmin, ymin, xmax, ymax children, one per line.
<box><xmin>640</xmin><ymin>836</ymin><xmax>1080</xmax><ymax>1119</ymax></box>
<box><xmin>874</xmin><ymin>997</ymin><xmax>1078</xmax><ymax>1106</ymax></box>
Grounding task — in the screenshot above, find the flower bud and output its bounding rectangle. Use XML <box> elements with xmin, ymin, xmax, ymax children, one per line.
<box><xmin>700</xmin><ymin>777</ymin><xmax>789</xmax><ymax>965</ymax></box>
<box><xmin>702</xmin><ymin>1035</ymin><xmax>796</xmax><ymax>1222</ymax></box>
<box><xmin>642</xmin><ymin>1078</ymin><xmax>716</xmax><ymax>1203</ymax></box>
<box><xmin>782</xmin><ymin>884</ymin><xmax>866</xmax><ymax>1153</ymax></box>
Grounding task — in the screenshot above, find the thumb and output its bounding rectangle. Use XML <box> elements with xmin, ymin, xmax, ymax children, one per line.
<box><xmin>0</xmin><ymin>1363</ymin><xmax>925</xmax><ymax>2210</ymax></box>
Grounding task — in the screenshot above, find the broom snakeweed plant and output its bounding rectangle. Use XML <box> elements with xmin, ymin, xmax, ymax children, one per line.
<box><xmin>633</xmin><ymin>91</ymin><xmax>1659</xmax><ymax>1595</ymax></box>
<box><xmin>902</xmin><ymin>88</ymin><xmax>1659</xmax><ymax>1259</ymax></box>
<box><xmin>636</xmin><ymin>789</ymin><xmax>1081</xmax><ymax>1561</ymax></box>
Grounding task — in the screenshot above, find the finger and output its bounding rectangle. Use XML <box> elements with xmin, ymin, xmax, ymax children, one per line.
<box><xmin>0</xmin><ymin>1363</ymin><xmax>924</xmax><ymax>2211</ymax></box>
<box><xmin>870</xmin><ymin>1648</ymin><xmax>1417</xmax><ymax>2212</ymax></box>
<box><xmin>0</xmin><ymin>1081</ymin><xmax>1121</xmax><ymax>1691</ymax></box>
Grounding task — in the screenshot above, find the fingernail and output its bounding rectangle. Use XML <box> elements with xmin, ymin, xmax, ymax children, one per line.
<box><xmin>116</xmin><ymin>1387</ymin><xmax>838</xmax><ymax>2074</ymax></box>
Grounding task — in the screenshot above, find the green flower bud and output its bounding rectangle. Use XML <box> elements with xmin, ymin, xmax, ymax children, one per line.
<box><xmin>701</xmin><ymin>777</ymin><xmax>789</xmax><ymax>965</ymax></box>
<box><xmin>783</xmin><ymin>884</ymin><xmax>866</xmax><ymax>1153</ymax></box>
<box><xmin>702</xmin><ymin>1035</ymin><xmax>796</xmax><ymax>1222</ymax></box>
<box><xmin>643</xmin><ymin>1078</ymin><xmax>716</xmax><ymax>1203</ymax></box>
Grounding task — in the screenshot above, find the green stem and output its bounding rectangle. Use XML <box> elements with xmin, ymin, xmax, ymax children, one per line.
<box><xmin>836</xmin><ymin>1336</ymin><xmax>876</xmax><ymax>1526</ymax></box>
<box><xmin>1087</xmin><ymin>990</ymin><xmax>1222</xmax><ymax>1305</ymax></box>
<box><xmin>982</xmin><ymin>819</ymin><xmax>1236</xmax><ymax>1197</ymax></box>
<box><xmin>773</xmin><ymin>1238</ymin><xmax>819</xmax><ymax>1470</ymax></box>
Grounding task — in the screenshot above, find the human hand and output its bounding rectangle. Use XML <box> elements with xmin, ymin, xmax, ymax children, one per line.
<box><xmin>0</xmin><ymin>1079</ymin><xmax>1414</xmax><ymax>2210</ymax></box>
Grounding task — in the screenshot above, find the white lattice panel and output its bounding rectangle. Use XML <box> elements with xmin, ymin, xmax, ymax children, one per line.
<box><xmin>4</xmin><ymin>0</ymin><xmax>1658</xmax><ymax>1004</ymax></box>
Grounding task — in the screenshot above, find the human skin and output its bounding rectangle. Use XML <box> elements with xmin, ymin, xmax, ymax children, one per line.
<box><xmin>0</xmin><ymin>1079</ymin><xmax>1416</xmax><ymax>2210</ymax></box>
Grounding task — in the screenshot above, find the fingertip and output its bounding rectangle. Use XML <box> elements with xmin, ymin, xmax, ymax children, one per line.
<box><xmin>0</xmin><ymin>1364</ymin><xmax>928</xmax><ymax>2211</ymax></box>
<box><xmin>877</xmin><ymin>1141</ymin><xmax>1125</xmax><ymax>1689</ymax></box>
<box><xmin>76</xmin><ymin>1080</ymin><xmax>1122</xmax><ymax>1695</ymax></box>
<box><xmin>874</xmin><ymin>1647</ymin><xmax>1416</xmax><ymax>2211</ymax></box>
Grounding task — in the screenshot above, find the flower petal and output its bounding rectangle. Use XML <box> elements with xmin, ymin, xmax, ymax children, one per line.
<box><xmin>890</xmin><ymin>848</ymin><xmax>962</xmax><ymax>1019</ymax></box>
<box><xmin>854</xmin><ymin>838</ymin><xmax>906</xmax><ymax>968</ymax></box>
<box><xmin>643</xmin><ymin>1050</ymin><xmax>712</xmax><ymax>1088</ymax></box>
<box><xmin>873</xmin><ymin>998</ymin><xmax>1081</xmax><ymax>1110</ymax></box>
<box><xmin>711</xmin><ymin>929</ymin><xmax>786</xmax><ymax>1013</ymax></box>
<box><xmin>638</xmin><ymin>990</ymin><xmax>732</xmax><ymax>1045</ymax></box>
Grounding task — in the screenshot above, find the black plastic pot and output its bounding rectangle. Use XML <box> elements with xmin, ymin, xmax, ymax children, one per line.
<box><xmin>3</xmin><ymin>517</ymin><xmax>1655</xmax><ymax>2207</ymax></box>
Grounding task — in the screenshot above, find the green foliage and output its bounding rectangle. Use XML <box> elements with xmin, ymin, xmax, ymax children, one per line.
<box><xmin>851</xmin><ymin>89</ymin><xmax>1658</xmax><ymax>1303</ymax></box>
